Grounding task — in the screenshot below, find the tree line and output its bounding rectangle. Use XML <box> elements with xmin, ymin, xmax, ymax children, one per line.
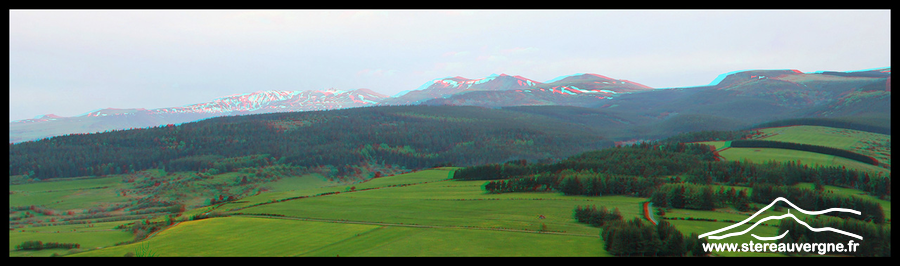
<box><xmin>482</xmin><ymin>169</ymin><xmax>665</xmax><ymax>197</ymax></box>
<box><xmin>730</xmin><ymin>139</ymin><xmax>879</xmax><ymax>166</ymax></box>
<box><xmin>747</xmin><ymin>117</ymin><xmax>890</xmax><ymax>135</ymax></box>
<box><xmin>750</xmin><ymin>183</ymin><xmax>886</xmax><ymax>224</ymax></box>
<box><xmin>777</xmin><ymin>215</ymin><xmax>890</xmax><ymax>257</ymax></box>
<box><xmin>572</xmin><ymin>204</ymin><xmax>709</xmax><ymax>257</ymax></box>
<box><xmin>650</xmin><ymin>183</ymin><xmax>751</xmax><ymax>212</ymax></box>
<box><xmin>574</xmin><ymin>205</ymin><xmax>623</xmax><ymax>227</ymax></box>
<box><xmin>455</xmin><ymin>142</ymin><xmax>718</xmax><ymax>181</ymax></box>
<box><xmin>15</xmin><ymin>240</ymin><xmax>81</xmax><ymax>251</ymax></box>
<box><xmin>10</xmin><ymin>105</ymin><xmax>613</xmax><ymax>180</ymax></box>
<box><xmin>657</xmin><ymin>130</ymin><xmax>759</xmax><ymax>145</ymax></box>
<box><xmin>599</xmin><ymin>218</ymin><xmax>710</xmax><ymax>257</ymax></box>
<box><xmin>685</xmin><ymin>159</ymin><xmax>890</xmax><ymax>200</ymax></box>
<box><xmin>458</xmin><ymin>140</ymin><xmax>889</xmax><ymax>201</ymax></box>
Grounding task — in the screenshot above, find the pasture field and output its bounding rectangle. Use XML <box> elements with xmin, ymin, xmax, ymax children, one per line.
<box><xmin>9</xmin><ymin>124</ymin><xmax>890</xmax><ymax>257</ymax></box>
<box><xmin>754</xmin><ymin>125</ymin><xmax>890</xmax><ymax>170</ymax></box>
<box><xmin>697</xmin><ymin>125</ymin><xmax>890</xmax><ymax>175</ymax></box>
<box><xmin>258</xmin><ymin>173</ymin><xmax>335</xmax><ymax>193</ymax></box>
<box><xmin>70</xmin><ymin>216</ymin><xmax>381</xmax><ymax>257</ymax></box>
<box><xmin>695</xmin><ymin>140</ymin><xmax>727</xmax><ymax>150</ymax></box>
<box><xmin>9</xmin><ymin>176</ymin><xmax>130</xmax><ymax>210</ymax></box>
<box><xmin>212</xmin><ymin>168</ymin><xmax>443</xmax><ymax>212</ymax></box>
<box><xmin>71</xmin><ymin>216</ymin><xmax>608</xmax><ymax>257</ymax></box>
<box><xmin>758</xmin><ymin>126</ymin><xmax>890</xmax><ymax>161</ymax></box>
<box><xmin>9</xmin><ymin>220</ymin><xmax>136</xmax><ymax>257</ymax></box>
<box><xmin>299</xmin><ymin>225</ymin><xmax>608</xmax><ymax>257</ymax></box>
<box><xmin>68</xmin><ymin>169</ymin><xmax>641</xmax><ymax>256</ymax></box>
<box><xmin>10</xmin><ymin>165</ymin><xmax>890</xmax><ymax>257</ymax></box>
<box><xmin>718</xmin><ymin>147</ymin><xmax>888</xmax><ymax>175</ymax></box>
<box><xmin>235</xmin><ymin>176</ymin><xmax>645</xmax><ymax>236</ymax></box>
<box><xmin>9</xmin><ymin>175</ymin><xmax>124</xmax><ymax>192</ymax></box>
<box><xmin>342</xmin><ymin>168</ymin><xmax>455</xmax><ymax>191</ymax></box>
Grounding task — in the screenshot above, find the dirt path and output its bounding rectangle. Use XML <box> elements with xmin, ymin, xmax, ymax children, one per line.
<box><xmin>642</xmin><ymin>202</ymin><xmax>657</xmax><ymax>225</ymax></box>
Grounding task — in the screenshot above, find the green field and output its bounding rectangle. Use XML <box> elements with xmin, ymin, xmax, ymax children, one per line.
<box><xmin>10</xmin><ymin>164</ymin><xmax>891</xmax><ymax>257</ymax></box>
<box><xmin>696</xmin><ymin>125</ymin><xmax>890</xmax><ymax>175</ymax></box>
<box><xmin>9</xmin><ymin>125</ymin><xmax>891</xmax><ymax>257</ymax></box>
<box><xmin>10</xmin><ymin>220</ymin><xmax>136</xmax><ymax>257</ymax></box>
<box><xmin>758</xmin><ymin>126</ymin><xmax>890</xmax><ymax>162</ymax></box>
<box><xmin>9</xmin><ymin>176</ymin><xmax>130</xmax><ymax>210</ymax></box>
<box><xmin>69</xmin><ymin>169</ymin><xmax>625</xmax><ymax>257</ymax></box>
<box><xmin>69</xmin><ymin>215</ymin><xmax>608</xmax><ymax>257</ymax></box>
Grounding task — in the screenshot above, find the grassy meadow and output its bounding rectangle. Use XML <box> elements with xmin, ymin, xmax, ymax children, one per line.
<box><xmin>67</xmin><ymin>168</ymin><xmax>622</xmax><ymax>257</ymax></box>
<box><xmin>696</xmin><ymin>125</ymin><xmax>891</xmax><ymax>175</ymax></box>
<box><xmin>9</xmin><ymin>125</ymin><xmax>891</xmax><ymax>257</ymax></box>
<box><xmin>10</xmin><ymin>165</ymin><xmax>890</xmax><ymax>257</ymax></box>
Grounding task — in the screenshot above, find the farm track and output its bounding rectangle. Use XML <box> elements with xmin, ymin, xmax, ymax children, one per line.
<box><xmin>231</xmin><ymin>213</ymin><xmax>599</xmax><ymax>238</ymax></box>
<box><xmin>642</xmin><ymin>202</ymin><xmax>657</xmax><ymax>225</ymax></box>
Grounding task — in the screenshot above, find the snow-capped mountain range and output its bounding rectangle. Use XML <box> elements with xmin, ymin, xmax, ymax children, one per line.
<box><xmin>11</xmin><ymin>68</ymin><xmax>890</xmax><ymax>143</ymax></box>
<box><xmin>379</xmin><ymin>73</ymin><xmax>650</xmax><ymax>106</ymax></box>
<box><xmin>152</xmin><ymin>88</ymin><xmax>387</xmax><ymax>115</ymax></box>
<box><xmin>11</xmin><ymin>73</ymin><xmax>648</xmax><ymax>141</ymax></box>
<box><xmin>9</xmin><ymin>88</ymin><xmax>392</xmax><ymax>143</ymax></box>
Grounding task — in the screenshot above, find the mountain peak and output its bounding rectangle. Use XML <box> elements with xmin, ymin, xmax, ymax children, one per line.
<box><xmin>709</xmin><ymin>69</ymin><xmax>805</xmax><ymax>87</ymax></box>
<box><xmin>545</xmin><ymin>73</ymin><xmax>616</xmax><ymax>84</ymax></box>
<box><xmin>351</xmin><ymin>88</ymin><xmax>387</xmax><ymax>97</ymax></box>
<box><xmin>37</xmin><ymin>114</ymin><xmax>63</xmax><ymax>119</ymax></box>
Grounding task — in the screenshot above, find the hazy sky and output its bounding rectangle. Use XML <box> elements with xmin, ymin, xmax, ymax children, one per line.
<box><xmin>9</xmin><ymin>9</ymin><xmax>891</xmax><ymax>122</ymax></box>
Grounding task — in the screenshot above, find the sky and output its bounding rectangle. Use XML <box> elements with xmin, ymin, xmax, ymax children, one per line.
<box><xmin>8</xmin><ymin>9</ymin><xmax>892</xmax><ymax>122</ymax></box>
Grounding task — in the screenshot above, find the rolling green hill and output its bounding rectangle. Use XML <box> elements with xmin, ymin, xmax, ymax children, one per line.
<box><xmin>10</xmin><ymin>105</ymin><xmax>613</xmax><ymax>182</ymax></box>
<box><xmin>8</xmin><ymin>70</ymin><xmax>892</xmax><ymax>257</ymax></box>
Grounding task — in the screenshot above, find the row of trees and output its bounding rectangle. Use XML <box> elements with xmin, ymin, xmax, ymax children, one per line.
<box><xmin>557</xmin><ymin>171</ymin><xmax>664</xmax><ymax>197</ymax></box>
<box><xmin>747</xmin><ymin>117</ymin><xmax>891</xmax><ymax>135</ymax></box>
<box><xmin>15</xmin><ymin>240</ymin><xmax>81</xmax><ymax>251</ymax></box>
<box><xmin>685</xmin><ymin>159</ymin><xmax>890</xmax><ymax>199</ymax></box>
<box><xmin>777</xmin><ymin>215</ymin><xmax>890</xmax><ymax>257</ymax></box>
<box><xmin>10</xmin><ymin>105</ymin><xmax>612</xmax><ymax>180</ymax></box>
<box><xmin>482</xmin><ymin>169</ymin><xmax>665</xmax><ymax>197</ymax></box>
<box><xmin>599</xmin><ymin>218</ymin><xmax>710</xmax><ymax>257</ymax></box>
<box><xmin>453</xmin><ymin>159</ymin><xmax>546</xmax><ymax>181</ymax></box>
<box><xmin>574</xmin><ymin>205</ymin><xmax>623</xmax><ymax>227</ymax></box>
<box><xmin>455</xmin><ymin>142</ymin><xmax>719</xmax><ymax>181</ymax></box>
<box><xmin>650</xmin><ymin>183</ymin><xmax>751</xmax><ymax>212</ymax></box>
<box><xmin>466</xmin><ymin>140</ymin><xmax>888</xmax><ymax>210</ymax></box>
<box><xmin>571</xmin><ymin>203</ymin><xmax>710</xmax><ymax>257</ymax></box>
<box><xmin>657</xmin><ymin>130</ymin><xmax>759</xmax><ymax>144</ymax></box>
<box><xmin>750</xmin><ymin>183</ymin><xmax>886</xmax><ymax>224</ymax></box>
<box><xmin>730</xmin><ymin>140</ymin><xmax>879</xmax><ymax>166</ymax></box>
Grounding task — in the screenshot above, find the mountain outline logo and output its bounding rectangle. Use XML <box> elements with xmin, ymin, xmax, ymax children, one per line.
<box><xmin>698</xmin><ymin>197</ymin><xmax>863</xmax><ymax>241</ymax></box>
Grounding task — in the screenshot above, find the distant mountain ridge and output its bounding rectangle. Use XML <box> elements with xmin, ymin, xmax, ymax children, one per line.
<box><xmin>378</xmin><ymin>74</ymin><xmax>544</xmax><ymax>105</ymax></box>
<box><xmin>152</xmin><ymin>88</ymin><xmax>386</xmax><ymax>115</ymax></box>
<box><xmin>9</xmin><ymin>88</ymin><xmax>388</xmax><ymax>143</ymax></box>
<box><xmin>9</xmin><ymin>68</ymin><xmax>891</xmax><ymax>143</ymax></box>
<box><xmin>420</xmin><ymin>73</ymin><xmax>654</xmax><ymax>107</ymax></box>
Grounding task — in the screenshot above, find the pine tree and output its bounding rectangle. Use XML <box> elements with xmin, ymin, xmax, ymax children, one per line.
<box><xmin>700</xmin><ymin>186</ymin><xmax>715</xmax><ymax>210</ymax></box>
<box><xmin>690</xmin><ymin>233</ymin><xmax>709</xmax><ymax>257</ymax></box>
<box><xmin>779</xmin><ymin>233</ymin><xmax>795</xmax><ymax>254</ymax></box>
